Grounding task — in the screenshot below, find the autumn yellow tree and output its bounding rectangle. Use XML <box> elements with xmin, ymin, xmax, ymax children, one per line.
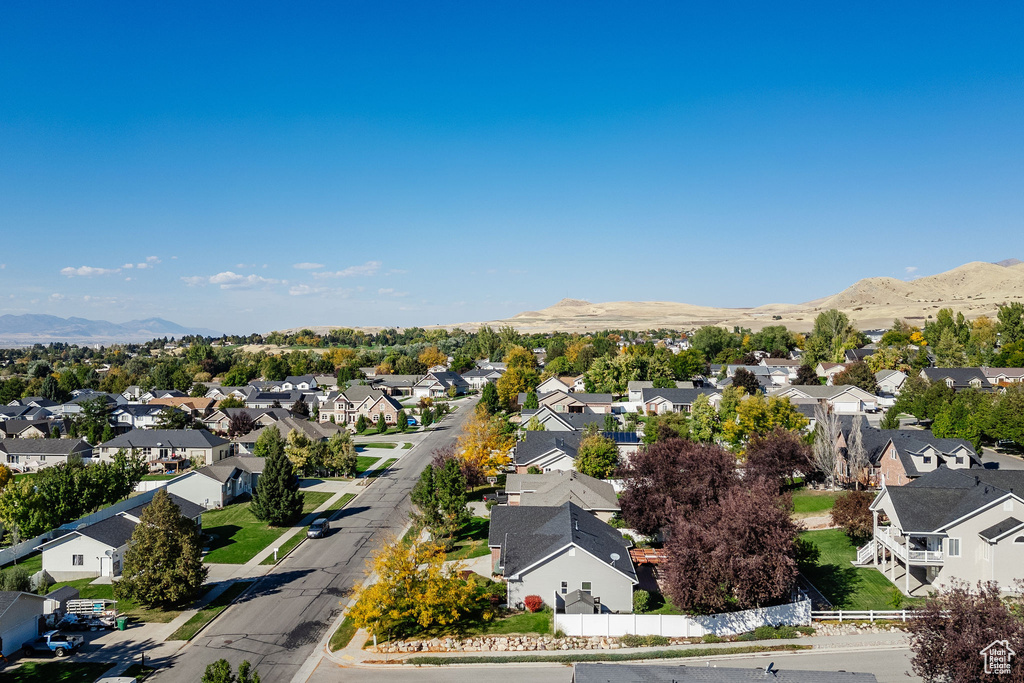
<box><xmin>0</xmin><ymin>464</ymin><xmax>10</xmax><ymax>492</ymax></box>
<box><xmin>324</xmin><ymin>347</ymin><xmax>357</xmax><ymax>368</ymax></box>
<box><xmin>495</xmin><ymin>366</ymin><xmax>537</xmax><ymax>410</ymax></box>
<box><xmin>723</xmin><ymin>394</ymin><xmax>809</xmax><ymax>452</ymax></box>
<box><xmin>347</xmin><ymin>539</ymin><xmax>483</xmax><ymax>638</ymax></box>
<box><xmin>503</xmin><ymin>345</ymin><xmax>536</xmax><ymax>371</ymax></box>
<box><xmin>458</xmin><ymin>409</ymin><xmax>513</xmax><ymax>476</ymax></box>
<box><xmin>418</xmin><ymin>346</ymin><xmax>448</xmax><ymax>369</ymax></box>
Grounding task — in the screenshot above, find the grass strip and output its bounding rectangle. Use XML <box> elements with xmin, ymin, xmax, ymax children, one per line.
<box><xmin>403</xmin><ymin>443</ymin><xmax>413</xmax><ymax>449</ymax></box>
<box><xmin>122</xmin><ymin>663</ymin><xmax>157</xmax><ymax>681</ymax></box>
<box><xmin>166</xmin><ymin>581</ymin><xmax>254</xmax><ymax>641</ymax></box>
<box><xmin>4</xmin><ymin>661</ymin><xmax>115</xmax><ymax>683</ymax></box>
<box><xmin>366</xmin><ymin>459</ymin><xmax>398</xmax><ymax>478</ymax></box>
<box><xmin>357</xmin><ymin>442</ymin><xmax>398</xmax><ymax>449</ymax></box>
<box><xmin>330</xmin><ymin>615</ymin><xmax>359</xmax><ymax>651</ymax></box>
<box><xmin>404</xmin><ymin>644</ymin><xmax>809</xmax><ymax>666</ymax></box>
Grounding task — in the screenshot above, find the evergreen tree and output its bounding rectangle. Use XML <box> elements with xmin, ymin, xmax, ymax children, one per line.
<box><xmin>523</xmin><ymin>392</ymin><xmax>539</xmax><ymax>410</ymax></box>
<box><xmin>114</xmin><ymin>489</ymin><xmax>208</xmax><ymax>608</ymax></box>
<box><xmin>410</xmin><ymin>456</ymin><xmax>470</xmax><ymax>549</ymax></box>
<box><xmin>250</xmin><ymin>430</ymin><xmax>304</xmax><ymax>525</ymax></box>
<box><xmin>422</xmin><ymin>407</ymin><xmax>434</xmax><ymax>426</ymax></box>
<box><xmin>252</xmin><ymin>425</ymin><xmax>285</xmax><ymax>458</ymax></box>
<box><xmin>397</xmin><ymin>409</ymin><xmax>408</xmax><ymax>432</ymax></box>
<box><xmin>480</xmin><ymin>382</ymin><xmax>500</xmax><ymax>414</ymax></box>
<box><xmin>376</xmin><ymin>414</ymin><xmax>388</xmax><ymax>433</ymax></box>
<box><xmin>355</xmin><ymin>414</ymin><xmax>369</xmax><ymax>434</ymax></box>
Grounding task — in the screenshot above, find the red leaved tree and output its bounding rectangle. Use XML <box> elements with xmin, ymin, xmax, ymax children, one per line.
<box><xmin>618</xmin><ymin>438</ymin><xmax>737</xmax><ymax>536</ymax></box>
<box><xmin>744</xmin><ymin>427</ymin><xmax>811</xmax><ymax>491</ymax></box>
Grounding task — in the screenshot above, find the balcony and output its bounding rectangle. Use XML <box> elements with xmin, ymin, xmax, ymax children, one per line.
<box><xmin>874</xmin><ymin>526</ymin><xmax>943</xmax><ymax>564</ymax></box>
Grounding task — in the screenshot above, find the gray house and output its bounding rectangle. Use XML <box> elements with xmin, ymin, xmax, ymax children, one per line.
<box><xmin>513</xmin><ymin>432</ymin><xmax>581</xmax><ymax>473</ymax></box>
<box><xmin>862</xmin><ymin>467</ymin><xmax>1024</xmax><ymax>595</ymax></box>
<box><xmin>489</xmin><ymin>502</ymin><xmax>637</xmax><ymax>613</ymax></box>
<box><xmin>504</xmin><ymin>471</ymin><xmax>620</xmax><ymax>522</ymax></box>
<box><xmin>0</xmin><ymin>437</ymin><xmax>93</xmax><ymax>472</ymax></box>
<box><xmin>165</xmin><ymin>455</ymin><xmax>266</xmax><ymax>508</ymax></box>
<box><xmin>96</xmin><ymin>429</ymin><xmax>232</xmax><ymax>468</ymax></box>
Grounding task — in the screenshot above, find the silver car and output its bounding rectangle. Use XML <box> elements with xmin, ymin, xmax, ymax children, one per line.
<box><xmin>307</xmin><ymin>518</ymin><xmax>329</xmax><ymax>538</ymax></box>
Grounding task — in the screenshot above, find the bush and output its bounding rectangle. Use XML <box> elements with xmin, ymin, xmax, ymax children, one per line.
<box><xmin>608</xmin><ymin>514</ymin><xmax>628</xmax><ymax>529</ymax></box>
<box><xmin>618</xmin><ymin>634</ymin><xmax>671</xmax><ymax>648</ymax></box>
<box><xmin>524</xmin><ymin>595</ymin><xmax>544</xmax><ymax>613</ymax></box>
<box><xmin>621</xmin><ymin>533</ymin><xmax>636</xmax><ymax>547</ymax></box>
<box><xmin>702</xmin><ymin>634</ymin><xmax>723</xmax><ymax>643</ymax></box>
<box><xmin>794</xmin><ymin>537</ymin><xmax>821</xmax><ymax>571</ymax></box>
<box><xmin>750</xmin><ymin>625</ymin><xmax>799</xmax><ymax>640</ymax></box>
<box><xmin>633</xmin><ymin>589</ymin><xmax>650</xmax><ymax>613</ymax></box>
<box><xmin>1</xmin><ymin>565</ymin><xmax>31</xmax><ymax>592</ymax></box>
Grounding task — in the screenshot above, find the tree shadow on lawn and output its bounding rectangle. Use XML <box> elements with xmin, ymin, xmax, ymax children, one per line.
<box><xmin>202</xmin><ymin>525</ymin><xmax>242</xmax><ymax>553</ymax></box>
<box><xmin>803</xmin><ymin>563</ymin><xmax>861</xmax><ymax>609</ymax></box>
<box><xmin>452</xmin><ymin>517</ymin><xmax>489</xmax><ymax>544</ymax></box>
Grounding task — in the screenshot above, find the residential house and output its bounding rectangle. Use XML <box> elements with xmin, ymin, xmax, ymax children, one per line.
<box><xmin>202</xmin><ymin>407</ymin><xmax>291</xmax><ymax>433</ymax></box>
<box><xmin>626</xmin><ymin>380</ymin><xmax>695</xmax><ymax>403</ymax></box>
<box><xmin>0</xmin><ymin>438</ymin><xmax>92</xmax><ymax>472</ymax></box>
<box><xmin>537</xmin><ymin>376</ymin><xmax>573</xmax><ymax>395</ymax></box>
<box><xmin>921</xmin><ymin>367</ymin><xmax>994</xmax><ymax>392</ymax></box>
<box><xmin>572</xmin><ymin>376</ymin><xmax>587</xmax><ymax>392</ymax></box>
<box><xmin>148</xmin><ymin>396</ymin><xmax>216</xmax><ymax>417</ymax></box>
<box><xmin>875</xmin><ymin>432</ymin><xmax>979</xmax><ymax>487</ymax></box>
<box><xmin>412</xmin><ymin>371</ymin><xmax>470</xmax><ymax>399</ymax></box>
<box><xmin>462</xmin><ymin>368</ymin><xmax>503</xmax><ymax>391</ymax></box>
<box><xmin>875</xmin><ymin>370</ymin><xmax>907</xmax><ymax>397</ymax></box>
<box><xmin>39</xmin><ymin>493</ymin><xmax>203</xmax><ymax>581</ymax></box>
<box><xmin>245</xmin><ymin>390</ymin><xmax>306</xmax><ymax>410</ymax></box>
<box><xmin>235</xmin><ymin>416</ymin><xmax>345</xmax><ymax>454</ymax></box>
<box><xmin>96</xmin><ymin>429</ymin><xmax>232</xmax><ymax>468</ymax></box>
<box><xmin>771</xmin><ymin>385</ymin><xmax>878</xmax><ymax>414</ymax></box>
<box><xmin>641</xmin><ymin>387</ymin><xmax>722</xmax><ymax>415</ymax></box>
<box><xmin>0</xmin><ymin>591</ymin><xmax>49</xmax><ymax>657</ymax></box>
<box><xmin>514</xmin><ymin>432</ymin><xmax>581</xmax><ymax>473</ymax></box>
<box><xmin>863</xmin><ymin>467</ymin><xmax>1024</xmax><ymax>595</ymax></box>
<box><xmin>204</xmin><ymin>386</ymin><xmax>253</xmax><ymax>402</ymax></box>
<box><xmin>522</xmin><ymin>391</ymin><xmax>614</xmax><ymax>414</ymax></box>
<box><xmin>7</xmin><ymin>397</ymin><xmax>58</xmax><ymax>410</ymax></box>
<box><xmin>372</xmin><ymin>374</ymin><xmax>423</xmax><ymax>396</ymax></box>
<box><xmin>521</xmin><ymin>407</ymin><xmax>607</xmax><ymax>432</ymax></box>
<box><xmin>112</xmin><ymin>403</ymin><xmax>173</xmax><ymax>431</ymax></box>
<box><xmin>815</xmin><ymin>362</ymin><xmax>851</xmax><ymax>384</ymax></box>
<box><xmin>983</xmin><ymin>367</ymin><xmax>1024</xmax><ymax>386</ymax></box>
<box><xmin>313</xmin><ymin>375</ymin><xmax>339</xmax><ymax>391</ymax></box>
<box><xmin>845</xmin><ymin>348</ymin><xmax>876</xmax><ymax>363</ymax></box>
<box><xmin>318</xmin><ymin>387</ymin><xmax>404</xmax><ymax>428</ymax></box>
<box><xmin>57</xmin><ymin>391</ymin><xmax>126</xmax><ymax>416</ymax></box>
<box><xmin>138</xmin><ymin>388</ymin><xmax>188</xmax><ymax>403</ymax></box>
<box><xmin>0</xmin><ymin>418</ymin><xmax>62</xmax><ymax>439</ymax></box>
<box><xmin>282</xmin><ymin>375</ymin><xmax>318</xmax><ymax>391</ymax></box>
<box><xmin>0</xmin><ymin>404</ymin><xmax>54</xmax><ymax>423</ymax></box>
<box><xmin>165</xmin><ymin>455</ymin><xmax>266</xmax><ymax>508</ymax></box>
<box><xmin>489</xmin><ymin>502</ymin><xmax>637</xmax><ymax>613</ymax></box>
<box><xmin>504</xmin><ymin>471</ymin><xmax>620</xmax><ymax>522</ymax></box>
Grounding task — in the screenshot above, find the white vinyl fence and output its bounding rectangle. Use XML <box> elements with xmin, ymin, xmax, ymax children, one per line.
<box><xmin>555</xmin><ymin>598</ymin><xmax>811</xmax><ymax>638</ymax></box>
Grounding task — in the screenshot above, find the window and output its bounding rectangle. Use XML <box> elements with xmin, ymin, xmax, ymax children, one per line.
<box><xmin>922</xmin><ymin>456</ymin><xmax>932</xmax><ymax>464</ymax></box>
<box><xmin>955</xmin><ymin>456</ymin><xmax>964</xmax><ymax>465</ymax></box>
<box><xmin>581</xmin><ymin>581</ymin><xmax>592</xmax><ymax>593</ymax></box>
<box><xmin>947</xmin><ymin>538</ymin><xmax>961</xmax><ymax>557</ymax></box>
<box><xmin>560</xmin><ymin>581</ymin><xmax>567</xmax><ymax>595</ymax></box>
<box><xmin>72</xmin><ymin>554</ymin><xmax>84</xmax><ymax>566</ymax></box>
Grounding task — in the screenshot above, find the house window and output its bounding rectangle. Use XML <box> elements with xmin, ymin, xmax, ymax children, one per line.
<box><xmin>561</xmin><ymin>581</ymin><xmax>567</xmax><ymax>595</ymax></box>
<box><xmin>922</xmin><ymin>456</ymin><xmax>932</xmax><ymax>464</ymax></box>
<box><xmin>891</xmin><ymin>450</ymin><xmax>897</xmax><ymax>460</ymax></box>
<box><xmin>581</xmin><ymin>581</ymin><xmax>592</xmax><ymax>593</ymax></box>
<box><xmin>72</xmin><ymin>554</ymin><xmax>84</xmax><ymax>566</ymax></box>
<box><xmin>947</xmin><ymin>538</ymin><xmax>961</xmax><ymax>557</ymax></box>
<box><xmin>955</xmin><ymin>456</ymin><xmax>964</xmax><ymax>465</ymax></box>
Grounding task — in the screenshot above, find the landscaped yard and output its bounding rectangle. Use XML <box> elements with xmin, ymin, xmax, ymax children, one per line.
<box><xmin>4</xmin><ymin>661</ymin><xmax>114</xmax><ymax>683</ymax></box>
<box><xmin>0</xmin><ymin>552</ymin><xmax>42</xmax><ymax>580</ymax></box>
<box><xmin>365</xmin><ymin>459</ymin><xmax>397</xmax><ymax>478</ymax></box>
<box><xmin>44</xmin><ymin>577</ymin><xmax>184</xmax><ymax>623</ymax></box>
<box><xmin>444</xmin><ymin>517</ymin><xmax>490</xmax><ymax>561</ymax></box>
<box><xmin>800</xmin><ymin>528</ymin><xmax>923</xmax><ymax>610</ymax></box>
<box><xmin>202</xmin><ymin>491</ymin><xmax>330</xmax><ymax>564</ymax></box>
<box><xmin>457</xmin><ymin>608</ymin><xmax>551</xmax><ymax>637</ymax></box>
<box><xmin>791</xmin><ymin>489</ymin><xmax>841</xmax><ymax>517</ymax></box>
<box><xmin>355</xmin><ymin>455</ymin><xmax>381</xmax><ymax>474</ymax></box>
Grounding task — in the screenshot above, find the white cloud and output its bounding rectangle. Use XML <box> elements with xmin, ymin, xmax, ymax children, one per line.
<box><xmin>125</xmin><ymin>277</ymin><xmax>132</xmax><ymax>281</ymax></box>
<box><xmin>135</xmin><ymin>262</ymin><xmax>153</xmax><ymax>269</ymax></box>
<box><xmin>181</xmin><ymin>271</ymin><xmax>280</xmax><ymax>290</ymax></box>
<box><xmin>905</xmin><ymin>266</ymin><xmax>918</xmax><ymax>274</ymax></box>
<box><xmin>0</xmin><ymin>263</ymin><xmax>5</xmax><ymax>269</ymax></box>
<box><xmin>61</xmin><ymin>265</ymin><xmax>120</xmax><ymax>277</ymax></box>
<box><xmin>314</xmin><ymin>260</ymin><xmax>382</xmax><ymax>278</ymax></box>
<box><xmin>49</xmin><ymin>293</ymin><xmax>65</xmax><ymax>301</ymax></box>
<box><xmin>123</xmin><ymin>263</ymin><xmax>134</xmax><ymax>269</ymax></box>
<box><xmin>146</xmin><ymin>256</ymin><xmax>161</xmax><ymax>264</ymax></box>
<box><xmin>378</xmin><ymin>288</ymin><xmax>408</xmax><ymax>297</ymax></box>
<box><xmin>293</xmin><ymin>262</ymin><xmax>325</xmax><ymax>270</ymax></box>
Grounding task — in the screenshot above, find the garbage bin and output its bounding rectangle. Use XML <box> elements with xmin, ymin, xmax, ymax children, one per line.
<box><xmin>116</xmin><ymin>617</ymin><xmax>128</xmax><ymax>631</ymax></box>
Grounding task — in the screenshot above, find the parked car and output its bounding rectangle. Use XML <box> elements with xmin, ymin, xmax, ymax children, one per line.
<box><xmin>22</xmin><ymin>631</ymin><xmax>84</xmax><ymax>657</ymax></box>
<box><xmin>58</xmin><ymin>613</ymin><xmax>115</xmax><ymax>631</ymax></box>
<box><xmin>307</xmin><ymin>518</ymin><xmax>330</xmax><ymax>538</ymax></box>
<box><xmin>482</xmin><ymin>490</ymin><xmax>507</xmax><ymax>504</ymax></box>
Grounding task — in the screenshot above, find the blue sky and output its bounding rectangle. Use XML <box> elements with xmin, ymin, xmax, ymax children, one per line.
<box><xmin>2</xmin><ymin>2</ymin><xmax>1022</xmax><ymax>334</ymax></box>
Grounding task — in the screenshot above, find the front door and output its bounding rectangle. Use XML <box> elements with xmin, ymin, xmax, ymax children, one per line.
<box><xmin>100</xmin><ymin>556</ymin><xmax>112</xmax><ymax>577</ymax></box>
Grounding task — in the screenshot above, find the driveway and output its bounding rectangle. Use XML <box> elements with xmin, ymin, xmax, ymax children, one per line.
<box><xmin>979</xmin><ymin>447</ymin><xmax>1024</xmax><ymax>470</ymax></box>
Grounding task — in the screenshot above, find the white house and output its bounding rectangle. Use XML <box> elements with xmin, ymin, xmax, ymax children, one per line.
<box><xmin>488</xmin><ymin>502</ymin><xmax>637</xmax><ymax>613</ymax></box>
<box><xmin>0</xmin><ymin>591</ymin><xmax>48</xmax><ymax>657</ymax></box>
<box><xmin>165</xmin><ymin>455</ymin><xmax>265</xmax><ymax>508</ymax></box>
<box><xmin>771</xmin><ymin>385</ymin><xmax>878</xmax><ymax>414</ymax></box>
<box><xmin>39</xmin><ymin>494</ymin><xmax>204</xmax><ymax>581</ymax></box>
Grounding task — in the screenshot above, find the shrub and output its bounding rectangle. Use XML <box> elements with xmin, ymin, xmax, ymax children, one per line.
<box><xmin>633</xmin><ymin>589</ymin><xmax>651</xmax><ymax>613</ymax></box>
<box><xmin>608</xmin><ymin>514</ymin><xmax>628</xmax><ymax>529</ymax></box>
<box><xmin>524</xmin><ymin>595</ymin><xmax>544</xmax><ymax>613</ymax></box>
<box><xmin>702</xmin><ymin>634</ymin><xmax>723</xmax><ymax>643</ymax></box>
<box><xmin>1</xmin><ymin>565</ymin><xmax>31</xmax><ymax>592</ymax></box>
<box><xmin>619</xmin><ymin>634</ymin><xmax>670</xmax><ymax>648</ymax></box>
<box><xmin>621</xmin><ymin>533</ymin><xmax>636</xmax><ymax>546</ymax></box>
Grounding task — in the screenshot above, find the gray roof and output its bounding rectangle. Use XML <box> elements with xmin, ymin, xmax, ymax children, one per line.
<box><xmin>514</xmin><ymin>432</ymin><xmax>582</xmax><ymax>467</ymax></box>
<box><xmin>99</xmin><ymin>429</ymin><xmax>228</xmax><ymax>450</ymax></box>
<box><xmin>285</xmin><ymin>375</ymin><xmax>316</xmax><ymax>384</ymax></box>
<box><xmin>640</xmin><ymin>387</ymin><xmax>719</xmax><ymax>405</ymax></box>
<box><xmin>489</xmin><ymin>502</ymin><xmax>636</xmax><ymax>582</ymax></box>
<box><xmin>563</xmin><ymin>413</ymin><xmax>608</xmax><ymax>430</ymax></box>
<box><xmin>0</xmin><ymin>437</ymin><xmax>91</xmax><ymax>456</ymax></box>
<box><xmin>571</xmin><ymin>663</ymin><xmax>877</xmax><ymax>682</ymax></box>
<box><xmin>76</xmin><ymin>514</ymin><xmax>139</xmax><ymax>548</ymax></box>
<box><xmin>238</xmin><ymin>417</ymin><xmax>344</xmax><ymax>445</ymax></box>
<box><xmin>886</xmin><ymin>468</ymin><xmax>1024</xmax><ymax>532</ymax></box>
<box><xmin>196</xmin><ymin>455</ymin><xmax>266</xmax><ymax>483</ymax></box>
<box><xmin>979</xmin><ymin>517</ymin><xmax>1024</xmax><ymax>542</ymax></box>
<box><xmin>505</xmin><ymin>471</ymin><xmax>619</xmax><ymax>511</ymax></box>
<box><xmin>123</xmin><ymin>492</ymin><xmax>204</xmax><ymax>521</ymax></box>
<box><xmin>921</xmin><ymin>367</ymin><xmax>993</xmax><ymax>391</ymax></box>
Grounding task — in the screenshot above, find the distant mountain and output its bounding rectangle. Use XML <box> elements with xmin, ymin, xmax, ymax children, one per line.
<box><xmin>0</xmin><ymin>314</ymin><xmax>222</xmax><ymax>345</ymax></box>
<box><xmin>995</xmin><ymin>258</ymin><xmax>1023</xmax><ymax>267</ymax></box>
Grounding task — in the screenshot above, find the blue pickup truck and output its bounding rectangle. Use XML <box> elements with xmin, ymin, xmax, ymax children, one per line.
<box><xmin>22</xmin><ymin>630</ymin><xmax>85</xmax><ymax>657</ymax></box>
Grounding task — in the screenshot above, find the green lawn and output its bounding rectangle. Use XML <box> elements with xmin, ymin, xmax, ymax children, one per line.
<box><xmin>141</xmin><ymin>474</ymin><xmax>178</xmax><ymax>481</ymax></box>
<box><xmin>444</xmin><ymin>517</ymin><xmax>490</xmax><ymax>562</ymax></box>
<box><xmin>122</xmin><ymin>663</ymin><xmax>157</xmax><ymax>681</ymax></box>
<box><xmin>791</xmin><ymin>489</ymin><xmax>842</xmax><ymax>516</ymax></box>
<box><xmin>402</xmin><ymin>443</ymin><xmax>413</xmax><ymax>449</ymax></box>
<box><xmin>356</xmin><ymin>442</ymin><xmax>398</xmax><ymax>449</ymax></box>
<box><xmin>800</xmin><ymin>529</ymin><xmax>924</xmax><ymax>610</ymax></box>
<box><xmin>355</xmin><ymin>456</ymin><xmax>380</xmax><ymax>473</ymax></box>
<box><xmin>5</xmin><ymin>661</ymin><xmax>115</xmax><ymax>683</ymax></box>
<box><xmin>167</xmin><ymin>580</ymin><xmax>253</xmax><ymax>640</ymax></box>
<box><xmin>1</xmin><ymin>551</ymin><xmax>42</xmax><ymax>578</ymax></box>
<box><xmin>458</xmin><ymin>609</ymin><xmax>552</xmax><ymax>637</ymax></box>
<box><xmin>202</xmin><ymin>491</ymin><xmax>329</xmax><ymax>564</ymax></box>
<box><xmin>329</xmin><ymin>615</ymin><xmax>359</xmax><ymax>651</ymax></box>
<box><xmin>365</xmin><ymin>459</ymin><xmax>397</xmax><ymax>478</ymax></box>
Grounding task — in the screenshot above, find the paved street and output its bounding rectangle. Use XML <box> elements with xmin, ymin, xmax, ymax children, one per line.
<box><xmin>305</xmin><ymin>646</ymin><xmax>918</xmax><ymax>683</ymax></box>
<box><xmin>151</xmin><ymin>400</ymin><xmax>477</xmax><ymax>683</ymax></box>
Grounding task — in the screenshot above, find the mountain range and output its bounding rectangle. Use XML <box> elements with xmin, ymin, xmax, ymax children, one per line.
<box><xmin>0</xmin><ymin>315</ymin><xmax>222</xmax><ymax>345</ymax></box>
